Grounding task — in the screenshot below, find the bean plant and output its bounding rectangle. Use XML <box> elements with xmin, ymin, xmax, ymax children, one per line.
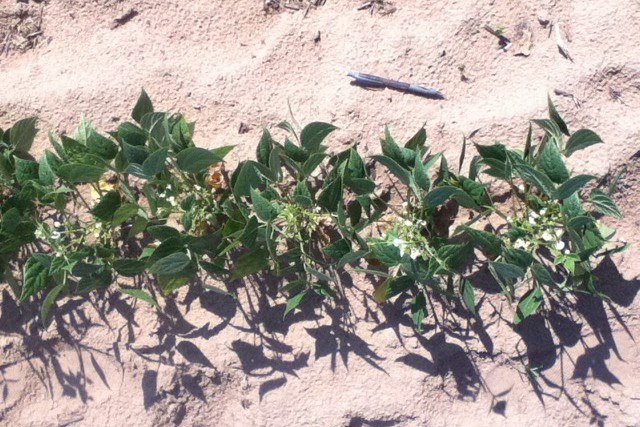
<box><xmin>0</xmin><ymin>91</ymin><xmax>625</xmax><ymax>332</ymax></box>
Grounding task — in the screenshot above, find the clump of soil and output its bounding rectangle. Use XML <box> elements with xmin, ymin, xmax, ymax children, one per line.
<box><xmin>0</xmin><ymin>0</ymin><xmax>45</xmax><ymax>57</ymax></box>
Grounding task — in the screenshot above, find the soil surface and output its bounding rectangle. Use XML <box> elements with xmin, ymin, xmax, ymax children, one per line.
<box><xmin>1</xmin><ymin>0</ymin><xmax>640</xmax><ymax>426</ymax></box>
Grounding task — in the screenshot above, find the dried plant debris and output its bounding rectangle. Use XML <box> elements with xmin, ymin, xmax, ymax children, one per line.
<box><xmin>110</xmin><ymin>8</ymin><xmax>138</xmax><ymax>30</ymax></box>
<box><xmin>554</xmin><ymin>21</ymin><xmax>573</xmax><ymax>62</ymax></box>
<box><xmin>0</xmin><ymin>2</ymin><xmax>44</xmax><ymax>56</ymax></box>
<box><xmin>264</xmin><ymin>0</ymin><xmax>326</xmax><ymax>13</ymax></box>
<box><xmin>512</xmin><ymin>22</ymin><xmax>533</xmax><ymax>57</ymax></box>
<box><xmin>484</xmin><ymin>25</ymin><xmax>511</xmax><ymax>51</ymax></box>
<box><xmin>357</xmin><ymin>1</ymin><xmax>397</xmax><ymax>15</ymax></box>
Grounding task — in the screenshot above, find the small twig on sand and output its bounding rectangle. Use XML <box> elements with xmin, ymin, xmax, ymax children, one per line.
<box><xmin>553</xmin><ymin>88</ymin><xmax>581</xmax><ymax>108</ymax></box>
<box><xmin>111</xmin><ymin>9</ymin><xmax>138</xmax><ymax>30</ymax></box>
<box><xmin>484</xmin><ymin>25</ymin><xmax>511</xmax><ymax>51</ymax></box>
<box><xmin>554</xmin><ymin>21</ymin><xmax>573</xmax><ymax>62</ymax></box>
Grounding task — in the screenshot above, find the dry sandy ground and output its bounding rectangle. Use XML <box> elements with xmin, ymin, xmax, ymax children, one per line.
<box><xmin>1</xmin><ymin>0</ymin><xmax>640</xmax><ymax>426</ymax></box>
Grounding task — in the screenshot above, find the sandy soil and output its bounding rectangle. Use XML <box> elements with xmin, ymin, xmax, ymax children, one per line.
<box><xmin>1</xmin><ymin>0</ymin><xmax>640</xmax><ymax>426</ymax></box>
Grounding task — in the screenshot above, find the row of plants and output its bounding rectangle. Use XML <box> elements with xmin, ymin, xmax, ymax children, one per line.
<box><xmin>0</xmin><ymin>91</ymin><xmax>626</xmax><ymax>330</ymax></box>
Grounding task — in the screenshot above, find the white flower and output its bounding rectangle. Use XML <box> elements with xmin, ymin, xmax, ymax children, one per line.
<box><xmin>506</xmin><ymin>216</ymin><xmax>512</xmax><ymax>222</ymax></box>
<box><xmin>528</xmin><ymin>216</ymin><xmax>537</xmax><ymax>225</ymax></box>
<box><xmin>410</xmin><ymin>249</ymin><xmax>421</xmax><ymax>260</ymax></box>
<box><xmin>313</xmin><ymin>206</ymin><xmax>321</xmax><ymax>213</ymax></box>
<box><xmin>419</xmin><ymin>220</ymin><xmax>427</xmax><ymax>227</ymax></box>
<box><xmin>563</xmin><ymin>249</ymin><xmax>570</xmax><ymax>254</ymax></box>
<box><xmin>53</xmin><ymin>221</ymin><xmax>61</xmax><ymax>227</ymax></box>
<box><xmin>529</xmin><ymin>211</ymin><xmax>539</xmax><ymax>219</ymax></box>
<box><xmin>554</xmin><ymin>240</ymin><xmax>565</xmax><ymax>251</ymax></box>
<box><xmin>34</xmin><ymin>229</ymin><xmax>44</xmax><ymax>239</ymax></box>
<box><xmin>51</xmin><ymin>231</ymin><xmax>61</xmax><ymax>240</ymax></box>
<box><xmin>541</xmin><ymin>230</ymin><xmax>553</xmax><ymax>242</ymax></box>
<box><xmin>539</xmin><ymin>209</ymin><xmax>546</xmax><ymax>216</ymax></box>
<box><xmin>554</xmin><ymin>228</ymin><xmax>564</xmax><ymax>238</ymax></box>
<box><xmin>166</xmin><ymin>185</ymin><xmax>172</xmax><ymax>190</ymax></box>
<box><xmin>517</xmin><ymin>184</ymin><xmax>525</xmax><ymax>192</ymax></box>
<box><xmin>402</xmin><ymin>202</ymin><xmax>408</xmax><ymax>208</ymax></box>
<box><xmin>194</xmin><ymin>185</ymin><xmax>202</xmax><ymax>191</ymax></box>
<box><xmin>403</xmin><ymin>219</ymin><xmax>413</xmax><ymax>227</ymax></box>
<box><xmin>514</xmin><ymin>238</ymin><xmax>526</xmax><ymax>249</ymax></box>
<box><xmin>399</xmin><ymin>246</ymin><xmax>406</xmax><ymax>256</ymax></box>
<box><xmin>159</xmin><ymin>192</ymin><xmax>166</xmax><ymax>198</ymax></box>
<box><xmin>392</xmin><ymin>238</ymin><xmax>405</xmax><ymax>247</ymax></box>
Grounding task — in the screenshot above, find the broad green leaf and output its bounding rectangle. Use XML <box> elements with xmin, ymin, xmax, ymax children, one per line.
<box><xmin>41</xmin><ymin>282</ymin><xmax>65</xmax><ymax>326</ymax></box>
<box><xmin>346</xmin><ymin>177</ymin><xmax>375</xmax><ymax>195</ymax></box>
<box><xmin>537</xmin><ymin>138</ymin><xmax>569</xmax><ymax>183</ymax></box>
<box><xmin>113</xmin><ymin>259</ymin><xmax>147</xmax><ymax>277</ymax></box>
<box><xmin>20</xmin><ymin>256</ymin><xmax>50</xmax><ymax>301</ymax></box>
<box><xmin>284</xmin><ymin>291</ymin><xmax>307</xmax><ymax>317</ymax></box>
<box><xmin>488</xmin><ymin>261</ymin><xmax>525</xmax><ymax>291</ymax></box>
<box><xmin>323</xmin><ymin>238</ymin><xmax>351</xmax><ymax>261</ymax></box>
<box><xmin>317</xmin><ymin>176</ymin><xmax>343</xmax><ymax>212</ymax></box>
<box><xmin>149</xmin><ymin>252</ymin><xmax>191</xmax><ymax>276</ymax></box>
<box><xmin>405</xmin><ymin>127</ymin><xmax>427</xmax><ymax>150</ymax></box>
<box><xmin>211</xmin><ymin>145</ymin><xmax>235</xmax><ymax>159</ymax></box>
<box><xmin>91</xmin><ymin>191</ymin><xmax>121</xmax><ymax>221</ymax></box>
<box><xmin>514</xmin><ymin>286</ymin><xmax>543</xmax><ymax>325</ymax></box>
<box><xmin>112</xmin><ymin>203</ymin><xmax>139</xmax><ymax>225</ymax></box>
<box><xmin>142</xmin><ymin>148</ymin><xmax>167</xmax><ymax>177</ymax></box>
<box><xmin>411</xmin><ymin>292</ymin><xmax>427</xmax><ymax>330</ymax></box>
<box><xmin>120</xmin><ymin>287</ymin><xmax>159</xmax><ymax>309</ymax></box>
<box><xmin>250</xmin><ymin>188</ymin><xmax>276</xmax><ymax>221</ymax></box>
<box><xmin>548</xmin><ymin>95</ymin><xmax>570</xmax><ymax>136</ymax></box>
<box><xmin>514</xmin><ymin>163</ymin><xmax>556</xmax><ymax>198</ymax></box>
<box><xmin>424</xmin><ymin>186</ymin><xmax>459</xmax><ymax>208</ymax></box>
<box><xmin>176</xmin><ymin>147</ymin><xmax>223</xmax><ymax>173</ymax></box>
<box><xmin>300</xmin><ymin>122</ymin><xmax>337</xmax><ymax>152</ymax></box>
<box><xmin>438</xmin><ymin>243</ymin><xmax>472</xmax><ymax>270</ymax></box>
<box><xmin>122</xmin><ymin>142</ymin><xmax>149</xmax><ymax>165</ymax></box>
<box><xmin>373</xmin><ymin>275</ymin><xmax>413</xmax><ymax>303</ymax></box>
<box><xmin>531</xmin><ymin>263</ymin><xmax>554</xmax><ymax>286</ymax></box>
<box><xmin>462</xmin><ymin>226</ymin><xmax>502</xmax><ymax>256</ymax></box>
<box><xmin>57</xmin><ymin>163</ymin><xmax>105</xmax><ymax>183</ymax></box>
<box><xmin>589</xmin><ymin>189</ymin><xmax>622</xmax><ymax>219</ymax></box>
<box><xmin>158</xmin><ymin>276</ymin><xmax>189</xmax><ymax>295</ymax></box>
<box><xmin>256</xmin><ymin>128</ymin><xmax>274</xmax><ymax>165</ymax></box>
<box><xmin>555</xmin><ymin>174</ymin><xmax>595</xmax><ymax>200</ymax></box>
<box><xmin>147</xmin><ymin>225</ymin><xmax>181</xmax><ymax>241</ymax></box>
<box><xmin>132</xmin><ymin>89</ymin><xmax>154</xmax><ymax>123</ymax></box>
<box><xmin>14</xmin><ymin>157</ymin><xmax>39</xmax><ymax>184</ymax></box>
<box><xmin>87</xmin><ymin>130</ymin><xmax>118</xmax><ymax>160</ymax></box>
<box><xmin>565</xmin><ymin>129</ymin><xmax>603</xmax><ymax>157</ymax></box>
<box><xmin>532</xmin><ymin>119</ymin><xmax>562</xmax><ymax>142</ymax></box>
<box><xmin>117</xmin><ymin>122</ymin><xmax>148</xmax><ymax>146</ymax></box>
<box><xmin>10</xmin><ymin>117</ymin><xmax>37</xmax><ymax>154</ymax></box>
<box><xmin>371</xmin><ymin>155</ymin><xmax>411</xmax><ymax>186</ymax></box>
<box><xmin>370</xmin><ymin>240</ymin><xmax>401</xmax><ymax>266</ymax></box>
<box><xmin>460</xmin><ymin>279</ymin><xmax>476</xmax><ymax>315</ymax></box>
<box><xmin>231</xmin><ymin>248</ymin><xmax>270</xmax><ymax>280</ymax></box>
<box><xmin>38</xmin><ymin>151</ymin><xmax>58</xmax><ymax>185</ymax></box>
<box><xmin>232</xmin><ymin>162</ymin><xmax>264</xmax><ymax>198</ymax></box>
<box><xmin>302</xmin><ymin>153</ymin><xmax>327</xmax><ymax>176</ymax></box>
<box><xmin>413</xmin><ymin>154</ymin><xmax>430</xmax><ymax>190</ymax></box>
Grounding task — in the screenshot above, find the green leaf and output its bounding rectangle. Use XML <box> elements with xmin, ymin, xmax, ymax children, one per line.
<box><xmin>132</xmin><ymin>89</ymin><xmax>154</xmax><ymax>123</ymax></box>
<box><xmin>555</xmin><ymin>174</ymin><xmax>595</xmax><ymax>200</ymax></box>
<box><xmin>565</xmin><ymin>129</ymin><xmax>604</xmax><ymax>157</ymax></box>
<box><xmin>323</xmin><ymin>238</ymin><xmax>351</xmax><ymax>261</ymax></box>
<box><xmin>120</xmin><ymin>287</ymin><xmax>159</xmax><ymax>309</ymax></box>
<box><xmin>302</xmin><ymin>153</ymin><xmax>327</xmax><ymax>176</ymax></box>
<box><xmin>158</xmin><ymin>276</ymin><xmax>189</xmax><ymax>295</ymax></box>
<box><xmin>112</xmin><ymin>203</ymin><xmax>139</xmax><ymax>225</ymax></box>
<box><xmin>41</xmin><ymin>282</ymin><xmax>65</xmax><ymax>326</ymax></box>
<box><xmin>149</xmin><ymin>252</ymin><xmax>191</xmax><ymax>276</ymax></box>
<box><xmin>589</xmin><ymin>189</ymin><xmax>622</xmax><ymax>219</ymax></box>
<box><xmin>117</xmin><ymin>122</ymin><xmax>148</xmax><ymax>146</ymax></box>
<box><xmin>437</xmin><ymin>243</ymin><xmax>472</xmax><ymax>270</ymax></box>
<box><xmin>462</xmin><ymin>226</ymin><xmax>503</xmax><ymax>256</ymax></box>
<box><xmin>91</xmin><ymin>191</ymin><xmax>121</xmax><ymax>221</ymax></box>
<box><xmin>373</xmin><ymin>275</ymin><xmax>413</xmax><ymax>303</ymax></box>
<box><xmin>142</xmin><ymin>148</ymin><xmax>168</xmax><ymax>177</ymax></box>
<box><xmin>317</xmin><ymin>176</ymin><xmax>343</xmax><ymax>212</ymax></box>
<box><xmin>460</xmin><ymin>279</ymin><xmax>476</xmax><ymax>315</ymax></box>
<box><xmin>405</xmin><ymin>127</ymin><xmax>427</xmax><ymax>150</ymax></box>
<box><xmin>232</xmin><ymin>161</ymin><xmax>264</xmax><ymax>198</ymax></box>
<box><xmin>20</xmin><ymin>256</ymin><xmax>50</xmax><ymax>301</ymax></box>
<box><xmin>514</xmin><ymin>286</ymin><xmax>543</xmax><ymax>325</ymax></box>
<box><xmin>57</xmin><ymin>163</ymin><xmax>105</xmax><ymax>183</ymax></box>
<box><xmin>211</xmin><ymin>145</ymin><xmax>235</xmax><ymax>159</ymax></box>
<box><xmin>14</xmin><ymin>157</ymin><xmax>39</xmax><ymax>184</ymax></box>
<box><xmin>413</xmin><ymin>155</ymin><xmax>430</xmax><ymax>191</ymax></box>
<box><xmin>370</xmin><ymin>240</ymin><xmax>401</xmax><ymax>266</ymax></box>
<box><xmin>532</xmin><ymin>119</ymin><xmax>562</xmax><ymax>142</ymax></box>
<box><xmin>10</xmin><ymin>117</ymin><xmax>37</xmax><ymax>154</ymax></box>
<box><xmin>488</xmin><ymin>261</ymin><xmax>525</xmax><ymax>291</ymax></box>
<box><xmin>346</xmin><ymin>177</ymin><xmax>376</xmax><ymax>195</ymax></box>
<box><xmin>514</xmin><ymin>163</ymin><xmax>556</xmax><ymax>198</ymax></box>
<box><xmin>87</xmin><ymin>130</ymin><xmax>118</xmax><ymax>160</ymax></box>
<box><xmin>531</xmin><ymin>263</ymin><xmax>554</xmax><ymax>286</ymax></box>
<box><xmin>256</xmin><ymin>128</ymin><xmax>274</xmax><ymax>165</ymax></box>
<box><xmin>538</xmin><ymin>138</ymin><xmax>569</xmax><ymax>184</ymax></box>
<box><xmin>411</xmin><ymin>292</ymin><xmax>427</xmax><ymax>330</ymax></box>
<box><xmin>147</xmin><ymin>225</ymin><xmax>181</xmax><ymax>241</ymax></box>
<box><xmin>176</xmin><ymin>147</ymin><xmax>223</xmax><ymax>173</ymax></box>
<box><xmin>38</xmin><ymin>151</ymin><xmax>59</xmax><ymax>185</ymax></box>
<box><xmin>371</xmin><ymin>155</ymin><xmax>412</xmax><ymax>186</ymax></box>
<box><xmin>231</xmin><ymin>248</ymin><xmax>270</xmax><ymax>280</ymax></box>
<box><xmin>284</xmin><ymin>291</ymin><xmax>307</xmax><ymax>317</ymax></box>
<box><xmin>122</xmin><ymin>142</ymin><xmax>149</xmax><ymax>165</ymax></box>
<box><xmin>548</xmin><ymin>95</ymin><xmax>570</xmax><ymax>136</ymax></box>
<box><xmin>424</xmin><ymin>186</ymin><xmax>459</xmax><ymax>208</ymax></box>
<box><xmin>113</xmin><ymin>259</ymin><xmax>147</xmax><ymax>277</ymax></box>
<box><xmin>250</xmin><ymin>188</ymin><xmax>276</xmax><ymax>221</ymax></box>
<box><xmin>300</xmin><ymin>122</ymin><xmax>337</xmax><ymax>152</ymax></box>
